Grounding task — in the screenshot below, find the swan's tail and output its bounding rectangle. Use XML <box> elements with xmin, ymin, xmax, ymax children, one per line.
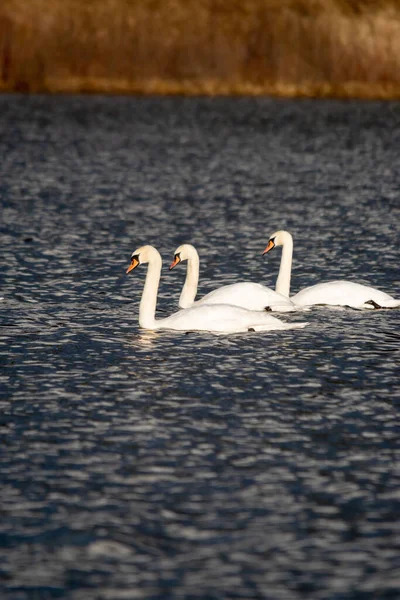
<box><xmin>271</xmin><ymin>302</ymin><xmax>311</xmax><ymax>313</ymax></box>
<box><xmin>378</xmin><ymin>298</ymin><xmax>400</xmax><ymax>309</ymax></box>
<box><xmin>362</xmin><ymin>298</ymin><xmax>400</xmax><ymax>310</ymax></box>
<box><xmin>266</xmin><ymin>303</ymin><xmax>296</xmax><ymax>313</ymax></box>
<box><xmin>250</xmin><ymin>321</ymin><xmax>309</xmax><ymax>332</ymax></box>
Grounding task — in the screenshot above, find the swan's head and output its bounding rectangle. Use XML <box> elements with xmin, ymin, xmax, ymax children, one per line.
<box><xmin>126</xmin><ymin>245</ymin><xmax>158</xmax><ymax>274</ymax></box>
<box><xmin>263</xmin><ymin>230</ymin><xmax>292</xmax><ymax>254</ymax></box>
<box><xmin>169</xmin><ymin>244</ymin><xmax>198</xmax><ymax>270</ymax></box>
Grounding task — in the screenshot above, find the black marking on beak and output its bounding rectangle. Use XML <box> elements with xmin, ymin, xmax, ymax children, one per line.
<box><xmin>169</xmin><ymin>253</ymin><xmax>181</xmax><ymax>270</ymax></box>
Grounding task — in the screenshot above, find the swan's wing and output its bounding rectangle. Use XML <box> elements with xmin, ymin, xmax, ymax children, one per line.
<box><xmin>372</xmin><ymin>298</ymin><xmax>400</xmax><ymax>309</ymax></box>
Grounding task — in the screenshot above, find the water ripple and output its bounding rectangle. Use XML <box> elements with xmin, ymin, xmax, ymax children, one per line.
<box><xmin>0</xmin><ymin>95</ymin><xmax>399</xmax><ymax>600</ymax></box>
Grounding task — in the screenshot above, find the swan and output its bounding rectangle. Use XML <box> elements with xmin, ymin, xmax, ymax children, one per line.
<box><xmin>263</xmin><ymin>230</ymin><xmax>400</xmax><ymax>309</ymax></box>
<box><xmin>169</xmin><ymin>244</ymin><xmax>298</xmax><ymax>312</ymax></box>
<box><xmin>126</xmin><ymin>245</ymin><xmax>308</xmax><ymax>333</ymax></box>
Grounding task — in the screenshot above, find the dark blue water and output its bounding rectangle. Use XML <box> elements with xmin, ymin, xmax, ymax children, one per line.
<box><xmin>1</xmin><ymin>94</ymin><xmax>399</xmax><ymax>600</ymax></box>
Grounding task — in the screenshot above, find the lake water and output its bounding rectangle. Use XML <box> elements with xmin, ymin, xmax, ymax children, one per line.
<box><xmin>1</xmin><ymin>94</ymin><xmax>399</xmax><ymax>599</ymax></box>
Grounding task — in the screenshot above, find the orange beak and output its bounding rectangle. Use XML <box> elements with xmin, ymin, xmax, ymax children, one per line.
<box><xmin>262</xmin><ymin>240</ymin><xmax>275</xmax><ymax>255</ymax></box>
<box><xmin>126</xmin><ymin>257</ymin><xmax>139</xmax><ymax>274</ymax></box>
<box><xmin>169</xmin><ymin>255</ymin><xmax>181</xmax><ymax>270</ymax></box>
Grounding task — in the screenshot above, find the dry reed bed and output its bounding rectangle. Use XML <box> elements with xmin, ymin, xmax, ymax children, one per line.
<box><xmin>1</xmin><ymin>0</ymin><xmax>400</xmax><ymax>97</ymax></box>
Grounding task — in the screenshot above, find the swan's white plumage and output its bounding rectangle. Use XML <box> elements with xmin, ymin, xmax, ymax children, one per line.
<box><xmin>194</xmin><ymin>281</ymin><xmax>296</xmax><ymax>312</ymax></box>
<box><xmin>146</xmin><ymin>302</ymin><xmax>305</xmax><ymax>333</ymax></box>
<box><xmin>264</xmin><ymin>230</ymin><xmax>400</xmax><ymax>310</ymax></box>
<box><xmin>170</xmin><ymin>244</ymin><xmax>297</xmax><ymax>312</ymax></box>
<box><xmin>291</xmin><ymin>281</ymin><xmax>400</xmax><ymax>310</ymax></box>
<box><xmin>127</xmin><ymin>246</ymin><xmax>308</xmax><ymax>333</ymax></box>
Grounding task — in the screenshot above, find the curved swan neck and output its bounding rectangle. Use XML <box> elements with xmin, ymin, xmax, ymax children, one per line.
<box><xmin>139</xmin><ymin>249</ymin><xmax>162</xmax><ymax>329</ymax></box>
<box><xmin>275</xmin><ymin>231</ymin><xmax>293</xmax><ymax>297</ymax></box>
<box><xmin>179</xmin><ymin>248</ymin><xmax>200</xmax><ymax>309</ymax></box>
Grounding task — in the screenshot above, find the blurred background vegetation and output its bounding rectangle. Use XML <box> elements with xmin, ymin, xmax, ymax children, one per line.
<box><xmin>1</xmin><ymin>0</ymin><xmax>400</xmax><ymax>97</ymax></box>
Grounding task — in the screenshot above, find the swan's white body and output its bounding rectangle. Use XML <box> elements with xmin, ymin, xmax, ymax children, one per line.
<box><xmin>264</xmin><ymin>230</ymin><xmax>400</xmax><ymax>310</ymax></box>
<box><xmin>170</xmin><ymin>244</ymin><xmax>297</xmax><ymax>312</ymax></box>
<box><xmin>192</xmin><ymin>281</ymin><xmax>296</xmax><ymax>312</ymax></box>
<box><xmin>126</xmin><ymin>246</ymin><xmax>308</xmax><ymax>334</ymax></box>
<box><xmin>292</xmin><ymin>281</ymin><xmax>400</xmax><ymax>309</ymax></box>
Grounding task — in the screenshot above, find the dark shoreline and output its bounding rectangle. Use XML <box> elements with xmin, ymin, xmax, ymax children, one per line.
<box><xmin>2</xmin><ymin>0</ymin><xmax>400</xmax><ymax>99</ymax></box>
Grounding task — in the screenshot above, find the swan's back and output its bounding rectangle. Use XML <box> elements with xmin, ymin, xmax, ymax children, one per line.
<box><xmin>158</xmin><ymin>303</ymin><xmax>307</xmax><ymax>333</ymax></box>
<box><xmin>196</xmin><ymin>282</ymin><xmax>296</xmax><ymax>312</ymax></box>
<box><xmin>292</xmin><ymin>280</ymin><xmax>400</xmax><ymax>309</ymax></box>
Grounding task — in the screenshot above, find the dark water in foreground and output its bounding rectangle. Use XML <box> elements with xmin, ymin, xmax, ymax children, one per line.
<box><xmin>1</xmin><ymin>95</ymin><xmax>400</xmax><ymax>599</ymax></box>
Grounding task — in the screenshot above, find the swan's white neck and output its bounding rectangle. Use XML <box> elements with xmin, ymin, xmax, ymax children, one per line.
<box><xmin>275</xmin><ymin>232</ymin><xmax>293</xmax><ymax>297</ymax></box>
<box><xmin>139</xmin><ymin>250</ymin><xmax>162</xmax><ymax>329</ymax></box>
<box><xmin>179</xmin><ymin>250</ymin><xmax>199</xmax><ymax>309</ymax></box>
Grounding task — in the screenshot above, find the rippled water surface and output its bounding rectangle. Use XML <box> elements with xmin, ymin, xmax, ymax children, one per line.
<box><xmin>1</xmin><ymin>95</ymin><xmax>400</xmax><ymax>599</ymax></box>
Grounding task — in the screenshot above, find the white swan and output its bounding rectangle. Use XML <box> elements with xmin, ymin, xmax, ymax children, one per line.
<box><xmin>263</xmin><ymin>230</ymin><xmax>400</xmax><ymax>310</ymax></box>
<box><xmin>169</xmin><ymin>244</ymin><xmax>298</xmax><ymax>312</ymax></box>
<box><xmin>126</xmin><ymin>246</ymin><xmax>308</xmax><ymax>333</ymax></box>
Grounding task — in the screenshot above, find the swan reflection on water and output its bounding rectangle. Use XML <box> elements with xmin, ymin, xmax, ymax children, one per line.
<box><xmin>135</xmin><ymin>330</ymin><xmax>159</xmax><ymax>347</ymax></box>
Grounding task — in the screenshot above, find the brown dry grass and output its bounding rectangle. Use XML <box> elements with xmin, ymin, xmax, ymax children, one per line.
<box><xmin>1</xmin><ymin>0</ymin><xmax>400</xmax><ymax>97</ymax></box>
